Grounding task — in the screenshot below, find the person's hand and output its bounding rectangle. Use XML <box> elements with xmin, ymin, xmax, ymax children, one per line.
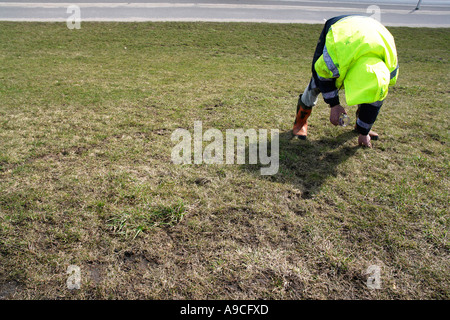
<box><xmin>329</xmin><ymin>104</ymin><xmax>347</xmax><ymax>126</ymax></box>
<box><xmin>358</xmin><ymin>134</ymin><xmax>372</xmax><ymax>148</ymax></box>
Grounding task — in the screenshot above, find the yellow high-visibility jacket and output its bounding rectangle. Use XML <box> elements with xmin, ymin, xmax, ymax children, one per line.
<box><xmin>314</xmin><ymin>16</ymin><xmax>399</xmax><ymax>106</ymax></box>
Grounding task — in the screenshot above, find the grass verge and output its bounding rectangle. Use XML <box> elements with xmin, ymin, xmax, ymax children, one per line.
<box><xmin>0</xmin><ymin>22</ymin><xmax>449</xmax><ymax>299</ymax></box>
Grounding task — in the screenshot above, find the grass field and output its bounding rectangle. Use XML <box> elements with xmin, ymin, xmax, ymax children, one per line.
<box><xmin>0</xmin><ymin>22</ymin><xmax>449</xmax><ymax>299</ymax></box>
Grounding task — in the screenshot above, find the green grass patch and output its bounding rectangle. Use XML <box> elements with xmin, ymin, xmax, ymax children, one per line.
<box><xmin>0</xmin><ymin>22</ymin><xmax>448</xmax><ymax>299</ymax></box>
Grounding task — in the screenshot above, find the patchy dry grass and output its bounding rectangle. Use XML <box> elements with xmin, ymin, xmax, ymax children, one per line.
<box><xmin>0</xmin><ymin>22</ymin><xmax>448</xmax><ymax>299</ymax></box>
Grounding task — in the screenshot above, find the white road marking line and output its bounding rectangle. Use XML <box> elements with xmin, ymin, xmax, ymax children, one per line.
<box><xmin>0</xmin><ymin>2</ymin><xmax>448</xmax><ymax>15</ymax></box>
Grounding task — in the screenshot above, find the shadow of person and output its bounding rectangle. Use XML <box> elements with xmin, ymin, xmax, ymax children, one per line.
<box><xmin>241</xmin><ymin>129</ymin><xmax>359</xmax><ymax>199</ymax></box>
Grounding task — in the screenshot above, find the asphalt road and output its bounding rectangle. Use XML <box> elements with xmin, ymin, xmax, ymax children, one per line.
<box><xmin>0</xmin><ymin>0</ymin><xmax>449</xmax><ymax>27</ymax></box>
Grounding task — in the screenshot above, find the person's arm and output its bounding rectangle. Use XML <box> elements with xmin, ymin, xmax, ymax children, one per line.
<box><xmin>355</xmin><ymin>102</ymin><xmax>382</xmax><ymax>135</ymax></box>
<box><xmin>355</xmin><ymin>101</ymin><xmax>383</xmax><ymax>148</ymax></box>
<box><xmin>313</xmin><ymin>53</ymin><xmax>340</xmax><ymax>107</ymax></box>
<box><xmin>316</xmin><ymin>76</ymin><xmax>340</xmax><ymax>107</ymax></box>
